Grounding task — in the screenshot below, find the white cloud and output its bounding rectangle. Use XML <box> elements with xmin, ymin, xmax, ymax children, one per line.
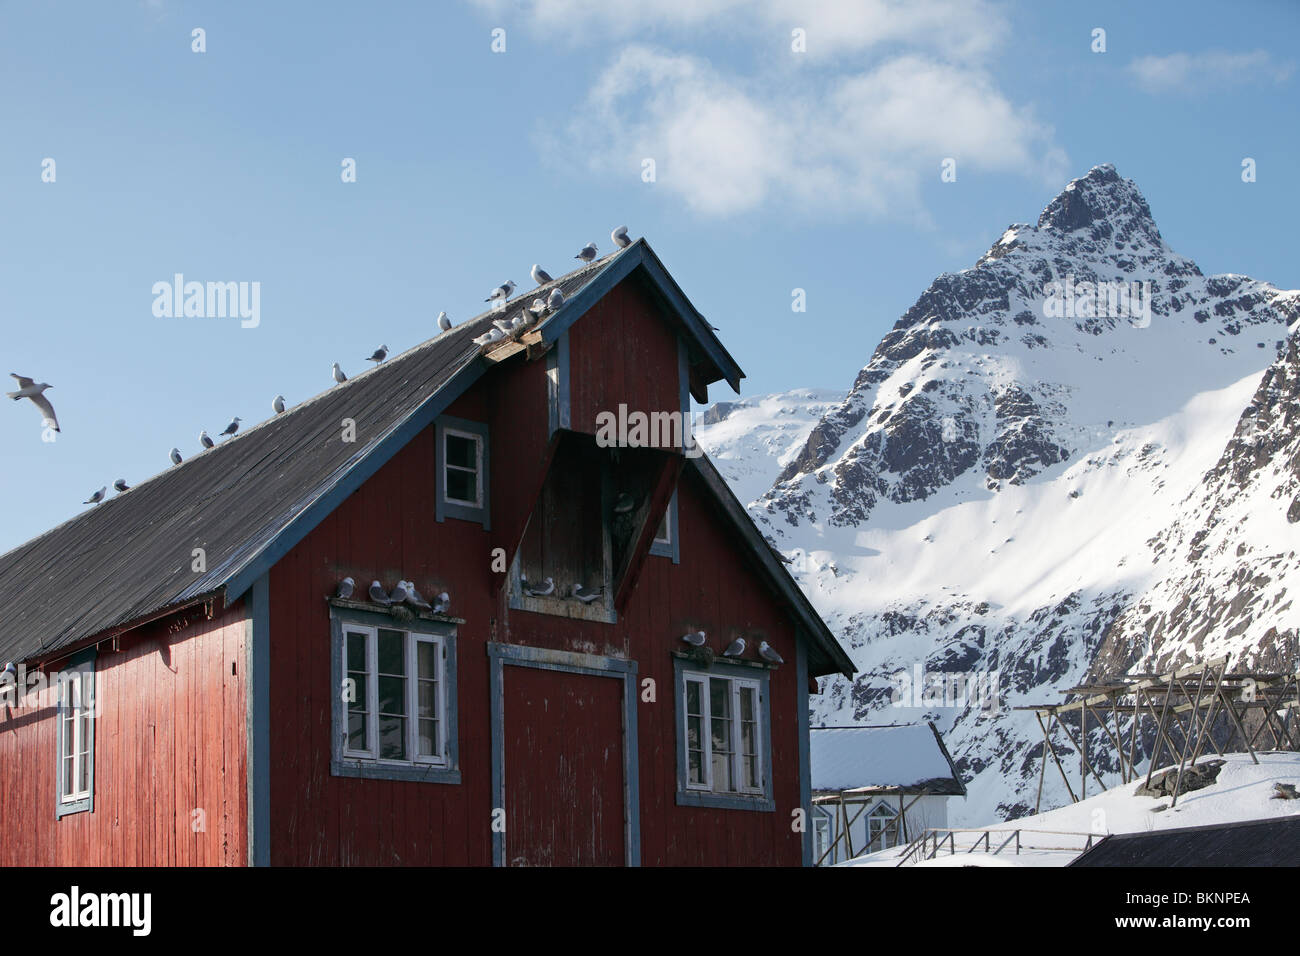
<box><xmin>1127</xmin><ymin>50</ymin><xmax>1294</xmax><ymax>94</ymax></box>
<box><xmin>560</xmin><ymin>46</ymin><xmax>1067</xmax><ymax>219</ymax></box>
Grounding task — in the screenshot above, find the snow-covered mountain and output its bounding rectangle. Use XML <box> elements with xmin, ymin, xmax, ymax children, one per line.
<box><xmin>696</xmin><ymin>165</ymin><xmax>1300</xmax><ymax>826</ymax></box>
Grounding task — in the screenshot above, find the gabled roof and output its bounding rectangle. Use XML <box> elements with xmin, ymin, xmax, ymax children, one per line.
<box><xmin>810</xmin><ymin>723</ymin><xmax>965</xmax><ymax>795</ymax></box>
<box><xmin>1069</xmin><ymin>816</ymin><xmax>1300</xmax><ymax>867</ymax></box>
<box><xmin>0</xmin><ymin>240</ymin><xmax>848</xmax><ymax>677</ymax></box>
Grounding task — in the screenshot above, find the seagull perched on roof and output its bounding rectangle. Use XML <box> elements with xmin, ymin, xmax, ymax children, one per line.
<box><xmin>368</xmin><ymin>580</ymin><xmax>393</xmax><ymax>605</ymax></box>
<box><xmin>272</xmin><ymin>395</ymin><xmax>286</xmax><ymax>414</ymax></box>
<box><xmin>531</xmin><ymin>264</ymin><xmax>554</xmax><ymax>285</ymax></box>
<box><xmin>332</xmin><ymin>363</ymin><xmax>347</xmax><ymax>385</ymax></box>
<box><xmin>547</xmin><ymin>288</ymin><xmax>565</xmax><ymax>312</ymax></box>
<box><xmin>758</xmin><ymin>640</ymin><xmax>784</xmax><ymax>665</ymax></box>
<box><xmin>493</xmin><ymin>317</ymin><xmax>514</xmax><ymax>333</ymax></box>
<box><xmin>522</xmin><ymin>576</ymin><xmax>555</xmax><ymax>597</ymax></box>
<box><xmin>365</xmin><ymin>345</ymin><xmax>389</xmax><ymax>364</ymax></box>
<box><xmin>335</xmin><ymin>577</ymin><xmax>355</xmax><ymax>600</ymax></box>
<box><xmin>680</xmin><ymin>630</ymin><xmax>707</xmax><ymax>647</ymax></box>
<box><xmin>200</xmin><ymin>430</ymin><xmax>215</xmax><ymax>449</ymax></box>
<box><xmin>113</xmin><ymin>479</ymin><xmax>130</xmax><ymax>493</ymax></box>
<box><xmin>575</xmin><ymin>242</ymin><xmax>598</xmax><ymax>265</ymax></box>
<box><xmin>7</xmin><ymin>374</ymin><xmax>59</xmax><ymax>432</ymax></box>
<box><xmin>723</xmin><ymin>637</ymin><xmax>746</xmax><ymax>658</ymax></box>
<box><xmin>84</xmin><ymin>486</ymin><xmax>106</xmax><ymax>506</ymax></box>
<box><xmin>437</xmin><ymin>311</ymin><xmax>452</xmax><ymax>332</ymax></box>
<box><xmin>473</xmin><ymin>328</ymin><xmax>506</xmax><ymax>346</ymax></box>
<box><xmin>220</xmin><ymin>417</ymin><xmax>242</xmax><ymax>438</ymax></box>
<box><xmin>527</xmin><ymin>298</ymin><xmax>547</xmax><ymax>321</ymax></box>
<box><xmin>571</xmin><ymin>583</ymin><xmax>602</xmax><ymax>604</ymax></box>
<box><xmin>486</xmin><ymin>281</ymin><xmax>516</xmax><ymax>303</ymax></box>
<box><xmin>170</xmin><ymin>448</ymin><xmax>183</xmax><ymax>466</ymax></box>
<box><xmin>611</xmin><ymin>225</ymin><xmax>631</xmax><ymax>249</ymax></box>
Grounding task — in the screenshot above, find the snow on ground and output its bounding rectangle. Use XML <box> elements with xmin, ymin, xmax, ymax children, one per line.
<box><xmin>839</xmin><ymin>752</ymin><xmax>1300</xmax><ymax>867</ymax></box>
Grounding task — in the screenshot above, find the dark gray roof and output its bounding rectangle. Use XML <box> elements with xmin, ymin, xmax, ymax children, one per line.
<box><xmin>1069</xmin><ymin>816</ymin><xmax>1300</xmax><ymax>867</ymax></box>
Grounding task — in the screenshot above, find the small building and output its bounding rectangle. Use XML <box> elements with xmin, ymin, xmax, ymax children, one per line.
<box><xmin>810</xmin><ymin>723</ymin><xmax>965</xmax><ymax>865</ymax></box>
<box><xmin>0</xmin><ymin>239</ymin><xmax>854</xmax><ymax>866</ymax></box>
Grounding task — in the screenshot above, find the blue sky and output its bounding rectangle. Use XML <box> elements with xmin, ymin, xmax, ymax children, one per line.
<box><xmin>1</xmin><ymin>0</ymin><xmax>1297</xmax><ymax>553</ymax></box>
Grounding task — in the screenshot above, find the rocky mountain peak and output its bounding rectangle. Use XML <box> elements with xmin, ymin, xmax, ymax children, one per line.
<box><xmin>1035</xmin><ymin>163</ymin><xmax>1165</xmax><ymax>251</ymax></box>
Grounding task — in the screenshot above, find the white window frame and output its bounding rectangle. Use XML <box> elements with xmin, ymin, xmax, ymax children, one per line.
<box><xmin>442</xmin><ymin>428</ymin><xmax>484</xmax><ymax>508</ymax></box>
<box><xmin>56</xmin><ymin>655</ymin><xmax>95</xmax><ymax>816</ymax></box>
<box><xmin>680</xmin><ymin>669</ymin><xmax>764</xmax><ymax>796</ymax></box>
<box><xmin>341</xmin><ymin>624</ymin><xmax>449</xmax><ymax>768</ymax></box>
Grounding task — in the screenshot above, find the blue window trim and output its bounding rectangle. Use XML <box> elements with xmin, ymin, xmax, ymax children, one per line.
<box><xmin>672</xmin><ymin>654</ymin><xmax>775</xmax><ymax>812</ymax></box>
<box><xmin>435</xmin><ymin>415</ymin><xmax>490</xmax><ymax>530</ymax></box>
<box><xmin>55</xmin><ymin>647</ymin><xmax>96</xmax><ymax>819</ymax></box>
<box><xmin>546</xmin><ymin>331</ymin><xmax>570</xmax><ymax>436</ymax></box>
<box><xmin>649</xmin><ymin>490</ymin><xmax>680</xmax><ymax>563</ymax></box>
<box><xmin>329</xmin><ymin>605</ymin><xmax>461</xmax><ymax>785</ymax></box>
<box><xmin>488</xmin><ymin>642</ymin><xmax>640</xmax><ymax>866</ymax></box>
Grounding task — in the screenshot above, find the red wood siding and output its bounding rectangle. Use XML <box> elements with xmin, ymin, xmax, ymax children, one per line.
<box><xmin>0</xmin><ymin>602</ymin><xmax>248</xmax><ymax>866</ymax></box>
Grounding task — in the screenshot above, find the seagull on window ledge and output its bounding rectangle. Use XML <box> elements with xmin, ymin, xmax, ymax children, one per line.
<box><xmin>7</xmin><ymin>374</ymin><xmax>59</xmax><ymax>432</ymax></box>
<box><xmin>758</xmin><ymin>640</ymin><xmax>784</xmax><ymax>665</ymax></box>
<box><xmin>680</xmin><ymin>630</ymin><xmax>706</xmax><ymax>647</ymax></box>
<box><xmin>388</xmin><ymin>581</ymin><xmax>411</xmax><ymax>604</ymax></box>
<box><xmin>571</xmin><ymin>583</ymin><xmax>602</xmax><ymax>604</ymax></box>
<box><xmin>403</xmin><ymin>581</ymin><xmax>433</xmax><ymax>610</ymax></box>
<box><xmin>723</xmin><ymin>637</ymin><xmax>746</xmax><ymax>658</ymax></box>
<box><xmin>368</xmin><ymin>580</ymin><xmax>393</xmax><ymax>605</ymax></box>
<box><xmin>335</xmin><ymin>577</ymin><xmax>355</xmax><ymax>600</ymax></box>
<box><xmin>522</xmin><ymin>576</ymin><xmax>555</xmax><ymax>597</ymax></box>
<box><xmin>531</xmin><ymin>264</ymin><xmax>553</xmax><ymax>285</ymax></box>
<box><xmin>432</xmin><ymin>592</ymin><xmax>451</xmax><ymax>614</ymax></box>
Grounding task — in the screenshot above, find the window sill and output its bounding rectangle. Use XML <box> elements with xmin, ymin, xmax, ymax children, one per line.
<box><xmin>56</xmin><ymin>797</ymin><xmax>92</xmax><ymax>818</ymax></box>
<box><xmin>675</xmin><ymin>790</ymin><xmax>774</xmax><ymax>812</ymax></box>
<box><xmin>331</xmin><ymin>759</ymin><xmax>462</xmax><ymax>785</ymax></box>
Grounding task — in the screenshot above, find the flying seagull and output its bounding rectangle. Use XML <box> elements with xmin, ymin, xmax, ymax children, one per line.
<box><xmin>531</xmin><ymin>264</ymin><xmax>554</xmax><ymax>285</ymax></box>
<box><xmin>575</xmin><ymin>242</ymin><xmax>597</xmax><ymax>265</ymax></box>
<box><xmin>170</xmin><ymin>448</ymin><xmax>183</xmax><ymax>466</ymax></box>
<box><xmin>113</xmin><ymin>479</ymin><xmax>130</xmax><ymax>493</ymax></box>
<box><xmin>611</xmin><ymin>225</ymin><xmax>631</xmax><ymax>249</ymax></box>
<box><xmin>486</xmin><ymin>281</ymin><xmax>516</xmax><ymax>303</ymax></box>
<box><xmin>522</xmin><ymin>576</ymin><xmax>556</xmax><ymax>597</ymax></box>
<box><xmin>272</xmin><ymin>395</ymin><xmax>286</xmax><ymax>414</ymax></box>
<box><xmin>200</xmin><ymin>430</ymin><xmax>215</xmax><ymax>449</ymax></box>
<box><xmin>84</xmin><ymin>486</ymin><xmax>106</xmax><ymax>506</ymax></box>
<box><xmin>571</xmin><ymin>583</ymin><xmax>602</xmax><ymax>604</ymax></box>
<box><xmin>366</xmin><ymin>344</ymin><xmax>389</xmax><ymax>364</ymax></box>
<box><xmin>220</xmin><ymin>417</ymin><xmax>242</xmax><ymax>438</ymax></box>
<box><xmin>437</xmin><ymin>311</ymin><xmax>452</xmax><ymax>332</ymax></box>
<box><xmin>758</xmin><ymin>640</ymin><xmax>784</xmax><ymax>665</ymax></box>
<box><xmin>7</xmin><ymin>374</ymin><xmax>59</xmax><ymax>432</ymax></box>
<box><xmin>547</xmin><ymin>288</ymin><xmax>565</xmax><ymax>312</ymax></box>
<box><xmin>335</xmin><ymin>577</ymin><xmax>355</xmax><ymax>600</ymax></box>
<box><xmin>368</xmin><ymin>580</ymin><xmax>393</xmax><ymax>605</ymax></box>
<box><xmin>332</xmin><ymin>363</ymin><xmax>347</xmax><ymax>385</ymax></box>
<box><xmin>680</xmin><ymin>630</ymin><xmax>707</xmax><ymax>647</ymax></box>
<box><xmin>723</xmin><ymin>637</ymin><xmax>746</xmax><ymax>658</ymax></box>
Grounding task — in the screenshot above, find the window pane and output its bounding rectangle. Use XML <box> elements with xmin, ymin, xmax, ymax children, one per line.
<box><xmin>685</xmin><ymin>680</ymin><xmax>702</xmax><ymax>716</ymax></box>
<box><xmin>688</xmin><ymin>748</ymin><xmax>703</xmax><ymax>786</ymax></box>
<box><xmin>739</xmin><ymin>686</ymin><xmax>758</xmax><ymax>789</ymax></box>
<box><xmin>377</xmin><ymin>630</ymin><xmax>405</xmax><ymax>676</ymax></box>
<box><xmin>62</xmin><ymin>755</ymin><xmax>74</xmax><ymax>797</ymax></box>
<box><xmin>419</xmin><ymin>718</ymin><xmax>439</xmax><ymax>758</ymax></box>
<box><xmin>445</xmin><ymin>434</ymin><xmax>477</xmax><ymax>470</ymax></box>
<box><xmin>346</xmin><ymin>632</ymin><xmax>367</xmax><ymax>672</ymax></box>
<box><xmin>347</xmin><ymin>712</ymin><xmax>368</xmax><ymax>752</ymax></box>
<box><xmin>445</xmin><ymin>468</ymin><xmax>477</xmax><ymax>504</ymax></box>
<box><xmin>709</xmin><ymin>678</ymin><xmax>733</xmax><ymax>792</ymax></box>
<box><xmin>379</xmin><ymin>715</ymin><xmax>406</xmax><ymax>760</ymax></box>
<box><xmin>77</xmin><ymin>748</ymin><xmax>89</xmax><ymax>793</ymax></box>
<box><xmin>418</xmin><ymin>680</ymin><xmax>437</xmax><ymax>719</ymax></box>
<box><xmin>378</xmin><ymin>675</ymin><xmax>406</xmax><ymax>715</ymax></box>
<box><xmin>654</xmin><ymin>511</ymin><xmax>670</xmax><ymax>544</ymax></box>
<box><xmin>417</xmin><ymin>641</ymin><xmax>437</xmax><ymax>680</ymax></box>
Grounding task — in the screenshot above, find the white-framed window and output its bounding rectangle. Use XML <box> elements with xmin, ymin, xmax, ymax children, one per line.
<box><xmin>649</xmin><ymin>491</ymin><xmax>679</xmax><ymax>562</ymax></box>
<box><xmin>681</xmin><ymin>670</ymin><xmax>763</xmax><ymax>795</ymax></box>
<box><xmin>866</xmin><ymin>802</ymin><xmax>900</xmax><ymax>852</ymax></box>
<box><xmin>436</xmin><ymin>416</ymin><xmax>490</xmax><ymax>528</ymax></box>
<box><xmin>57</xmin><ymin>654</ymin><xmax>95</xmax><ymax>816</ymax></box>
<box><xmin>814</xmin><ymin>812</ymin><xmax>833</xmax><ymax>865</ymax></box>
<box><xmin>342</xmin><ymin>624</ymin><xmax>449</xmax><ymax>766</ymax></box>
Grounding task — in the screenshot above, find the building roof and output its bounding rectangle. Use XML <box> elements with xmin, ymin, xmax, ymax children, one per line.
<box><xmin>810</xmin><ymin>723</ymin><xmax>965</xmax><ymax>795</ymax></box>
<box><xmin>0</xmin><ymin>240</ymin><xmax>853</xmax><ymax>678</ymax></box>
<box><xmin>1068</xmin><ymin>815</ymin><xmax>1300</xmax><ymax>867</ymax></box>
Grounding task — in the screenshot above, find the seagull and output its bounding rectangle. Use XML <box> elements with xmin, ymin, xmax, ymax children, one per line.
<box><xmin>681</xmin><ymin>630</ymin><xmax>707</xmax><ymax>647</ymax></box>
<box><xmin>404</xmin><ymin>581</ymin><xmax>433</xmax><ymax>610</ymax></box>
<box><xmin>437</xmin><ymin>311</ymin><xmax>452</xmax><ymax>332</ymax></box>
<box><xmin>7</xmin><ymin>374</ymin><xmax>59</xmax><ymax>432</ymax></box>
<box><xmin>575</xmin><ymin>242</ymin><xmax>598</xmax><ymax>265</ymax></box>
<box><xmin>611</xmin><ymin>225</ymin><xmax>631</xmax><ymax>249</ymax></box>
<box><xmin>486</xmin><ymin>281</ymin><xmax>516</xmax><ymax>303</ymax></box>
<box><xmin>170</xmin><ymin>448</ymin><xmax>183</xmax><ymax>466</ymax></box>
<box><xmin>335</xmin><ymin>577</ymin><xmax>355</xmax><ymax>600</ymax></box>
<box><xmin>493</xmin><ymin>317</ymin><xmax>514</xmax><ymax>333</ymax></box>
<box><xmin>473</xmin><ymin>328</ymin><xmax>507</xmax><ymax>346</ymax></box>
<box><xmin>368</xmin><ymin>580</ymin><xmax>393</xmax><ymax>605</ymax></box>
<box><xmin>366</xmin><ymin>344</ymin><xmax>389</xmax><ymax>364</ymax></box>
<box><xmin>272</xmin><ymin>395</ymin><xmax>286</xmax><ymax>414</ymax></box>
<box><xmin>522</xmin><ymin>576</ymin><xmax>555</xmax><ymax>597</ymax></box>
<box><xmin>200</xmin><ymin>430</ymin><xmax>215</xmax><ymax>449</ymax></box>
<box><xmin>113</xmin><ymin>479</ymin><xmax>130</xmax><ymax>493</ymax></box>
<box><xmin>332</xmin><ymin>363</ymin><xmax>347</xmax><ymax>385</ymax></box>
<box><xmin>84</xmin><ymin>486</ymin><xmax>106</xmax><ymax>506</ymax></box>
<box><xmin>572</xmin><ymin>583</ymin><xmax>602</xmax><ymax>604</ymax></box>
<box><xmin>758</xmin><ymin>640</ymin><xmax>784</xmax><ymax>665</ymax></box>
<box><xmin>527</xmin><ymin>298</ymin><xmax>547</xmax><ymax>321</ymax></box>
<box><xmin>432</xmin><ymin>592</ymin><xmax>450</xmax><ymax>614</ymax></box>
<box><xmin>531</xmin><ymin>264</ymin><xmax>554</xmax><ymax>285</ymax></box>
<box><xmin>220</xmin><ymin>417</ymin><xmax>242</xmax><ymax>438</ymax></box>
<box><xmin>1</xmin><ymin>662</ymin><xmax>14</xmax><ymax>680</ymax></box>
<box><xmin>510</xmin><ymin>313</ymin><xmax>528</xmax><ymax>331</ymax></box>
<box><xmin>388</xmin><ymin>580</ymin><xmax>411</xmax><ymax>604</ymax></box>
<box><xmin>547</xmin><ymin>288</ymin><xmax>565</xmax><ymax>312</ymax></box>
<box><xmin>723</xmin><ymin>637</ymin><xmax>746</xmax><ymax>658</ymax></box>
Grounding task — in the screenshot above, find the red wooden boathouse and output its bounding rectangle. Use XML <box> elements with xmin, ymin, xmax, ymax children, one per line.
<box><xmin>0</xmin><ymin>240</ymin><xmax>854</xmax><ymax>866</ymax></box>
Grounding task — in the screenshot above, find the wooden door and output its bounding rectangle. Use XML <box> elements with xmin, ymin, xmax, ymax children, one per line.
<box><xmin>502</xmin><ymin>666</ymin><xmax>625</xmax><ymax>866</ymax></box>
